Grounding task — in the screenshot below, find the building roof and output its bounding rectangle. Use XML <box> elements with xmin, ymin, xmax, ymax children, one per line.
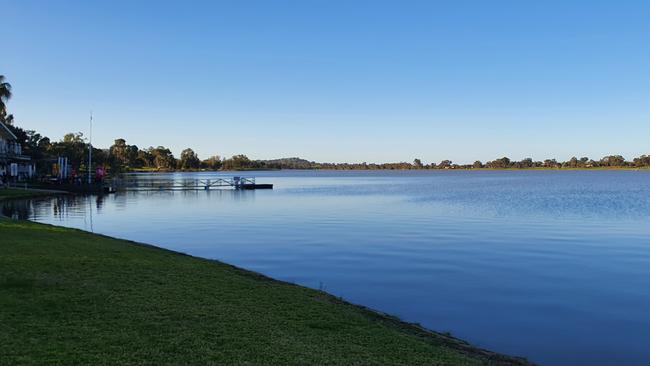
<box><xmin>0</xmin><ymin>121</ymin><xmax>18</xmax><ymax>141</ymax></box>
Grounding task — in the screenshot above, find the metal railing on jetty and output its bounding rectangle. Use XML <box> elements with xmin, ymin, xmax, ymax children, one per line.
<box><xmin>105</xmin><ymin>176</ymin><xmax>273</xmax><ymax>192</ymax></box>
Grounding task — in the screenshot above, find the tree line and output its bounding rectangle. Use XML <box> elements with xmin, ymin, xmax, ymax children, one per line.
<box><xmin>2</xmin><ymin>74</ymin><xmax>650</xmax><ymax>175</ymax></box>
<box><xmin>4</xmin><ymin>123</ymin><xmax>650</xmax><ymax>175</ymax></box>
<box><xmin>257</xmin><ymin>156</ymin><xmax>650</xmax><ymax>170</ymax></box>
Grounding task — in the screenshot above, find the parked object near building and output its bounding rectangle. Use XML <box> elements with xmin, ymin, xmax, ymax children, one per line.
<box><xmin>55</xmin><ymin>156</ymin><xmax>71</xmax><ymax>180</ymax></box>
<box><xmin>0</xmin><ymin>121</ymin><xmax>35</xmax><ymax>180</ymax></box>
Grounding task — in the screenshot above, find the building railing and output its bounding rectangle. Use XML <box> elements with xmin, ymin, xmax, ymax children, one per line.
<box><xmin>0</xmin><ymin>151</ymin><xmax>31</xmax><ymax>160</ymax></box>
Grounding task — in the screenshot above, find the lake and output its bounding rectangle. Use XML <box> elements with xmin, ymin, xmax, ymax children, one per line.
<box><xmin>4</xmin><ymin>170</ymin><xmax>650</xmax><ymax>366</ymax></box>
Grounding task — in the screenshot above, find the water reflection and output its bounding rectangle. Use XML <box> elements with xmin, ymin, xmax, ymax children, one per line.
<box><xmin>2</xmin><ymin>198</ymin><xmax>32</xmax><ymax>220</ymax></box>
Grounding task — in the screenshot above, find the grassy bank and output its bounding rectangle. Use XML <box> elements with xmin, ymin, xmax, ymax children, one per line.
<box><xmin>0</xmin><ymin>219</ymin><xmax>531</xmax><ymax>365</ymax></box>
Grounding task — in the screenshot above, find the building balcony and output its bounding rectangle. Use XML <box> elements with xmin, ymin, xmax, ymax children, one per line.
<box><xmin>0</xmin><ymin>151</ymin><xmax>31</xmax><ymax>161</ymax></box>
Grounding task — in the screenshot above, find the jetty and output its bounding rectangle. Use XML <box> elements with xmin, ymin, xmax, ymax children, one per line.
<box><xmin>105</xmin><ymin>176</ymin><xmax>273</xmax><ymax>192</ymax></box>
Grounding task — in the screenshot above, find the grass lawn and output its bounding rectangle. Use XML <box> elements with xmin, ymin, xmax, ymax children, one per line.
<box><xmin>0</xmin><ymin>219</ymin><xmax>531</xmax><ymax>365</ymax></box>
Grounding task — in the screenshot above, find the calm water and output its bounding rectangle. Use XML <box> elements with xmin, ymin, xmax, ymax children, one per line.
<box><xmin>4</xmin><ymin>170</ymin><xmax>650</xmax><ymax>366</ymax></box>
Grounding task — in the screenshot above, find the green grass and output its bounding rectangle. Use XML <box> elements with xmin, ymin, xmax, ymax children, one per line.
<box><xmin>0</xmin><ymin>219</ymin><xmax>534</xmax><ymax>366</ymax></box>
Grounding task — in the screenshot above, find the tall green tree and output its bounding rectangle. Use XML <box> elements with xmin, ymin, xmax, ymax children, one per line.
<box><xmin>50</xmin><ymin>133</ymin><xmax>88</xmax><ymax>169</ymax></box>
<box><xmin>136</xmin><ymin>150</ymin><xmax>154</xmax><ymax>168</ymax></box>
<box><xmin>147</xmin><ymin>146</ymin><xmax>176</xmax><ymax>170</ymax></box>
<box><xmin>109</xmin><ymin>138</ymin><xmax>140</xmax><ymax>169</ymax></box>
<box><xmin>179</xmin><ymin>148</ymin><xmax>200</xmax><ymax>170</ymax></box>
<box><xmin>23</xmin><ymin>130</ymin><xmax>50</xmax><ymax>160</ymax></box>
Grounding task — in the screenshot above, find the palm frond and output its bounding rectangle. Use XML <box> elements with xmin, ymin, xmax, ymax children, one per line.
<box><xmin>0</xmin><ymin>81</ymin><xmax>12</xmax><ymax>101</ymax></box>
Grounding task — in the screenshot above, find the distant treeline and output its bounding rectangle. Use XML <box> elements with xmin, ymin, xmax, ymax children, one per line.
<box><xmin>253</xmin><ymin>156</ymin><xmax>650</xmax><ymax>170</ymax></box>
<box><xmin>263</xmin><ymin>156</ymin><xmax>650</xmax><ymax>170</ymax></box>
<box><xmin>4</xmin><ymin>123</ymin><xmax>650</xmax><ymax>174</ymax></box>
<box><xmin>2</xmin><ymin>74</ymin><xmax>650</xmax><ymax>175</ymax></box>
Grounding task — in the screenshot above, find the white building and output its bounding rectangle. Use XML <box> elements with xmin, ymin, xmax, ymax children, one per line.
<box><xmin>0</xmin><ymin>121</ymin><xmax>35</xmax><ymax>180</ymax></box>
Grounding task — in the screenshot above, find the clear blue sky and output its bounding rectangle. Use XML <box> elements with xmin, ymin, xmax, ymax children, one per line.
<box><xmin>3</xmin><ymin>0</ymin><xmax>649</xmax><ymax>164</ymax></box>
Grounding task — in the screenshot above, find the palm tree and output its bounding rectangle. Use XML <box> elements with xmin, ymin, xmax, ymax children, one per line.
<box><xmin>0</xmin><ymin>75</ymin><xmax>12</xmax><ymax>122</ymax></box>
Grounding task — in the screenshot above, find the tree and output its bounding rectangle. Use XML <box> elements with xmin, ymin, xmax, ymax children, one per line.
<box><xmin>600</xmin><ymin>155</ymin><xmax>626</xmax><ymax>167</ymax></box>
<box><xmin>201</xmin><ymin>155</ymin><xmax>222</xmax><ymax>170</ymax></box>
<box><xmin>413</xmin><ymin>159</ymin><xmax>423</xmax><ymax>169</ymax></box>
<box><xmin>147</xmin><ymin>146</ymin><xmax>176</xmax><ymax>170</ymax></box>
<box><xmin>109</xmin><ymin>138</ymin><xmax>140</xmax><ymax>169</ymax></box>
<box><xmin>0</xmin><ymin>75</ymin><xmax>12</xmax><ymax>121</ymax></box>
<box><xmin>472</xmin><ymin>160</ymin><xmax>483</xmax><ymax>169</ymax></box>
<box><xmin>50</xmin><ymin>132</ymin><xmax>88</xmax><ymax>167</ymax></box>
<box><xmin>23</xmin><ymin>130</ymin><xmax>50</xmax><ymax>160</ymax></box>
<box><xmin>566</xmin><ymin>156</ymin><xmax>580</xmax><ymax>168</ymax></box>
<box><xmin>110</xmin><ymin>139</ymin><xmax>128</xmax><ymax>167</ymax></box>
<box><xmin>45</xmin><ymin>131</ymin><xmax>110</xmax><ymax>174</ymax></box>
<box><xmin>222</xmin><ymin>154</ymin><xmax>252</xmax><ymax>170</ymax></box>
<box><xmin>136</xmin><ymin>150</ymin><xmax>154</xmax><ymax>168</ymax></box>
<box><xmin>179</xmin><ymin>148</ymin><xmax>200</xmax><ymax>170</ymax></box>
<box><xmin>487</xmin><ymin>157</ymin><xmax>511</xmax><ymax>169</ymax></box>
<box><xmin>126</xmin><ymin>145</ymin><xmax>140</xmax><ymax>167</ymax></box>
<box><xmin>438</xmin><ymin>160</ymin><xmax>452</xmax><ymax>169</ymax></box>
<box><xmin>633</xmin><ymin>155</ymin><xmax>650</xmax><ymax>167</ymax></box>
<box><xmin>543</xmin><ymin>159</ymin><xmax>559</xmax><ymax>168</ymax></box>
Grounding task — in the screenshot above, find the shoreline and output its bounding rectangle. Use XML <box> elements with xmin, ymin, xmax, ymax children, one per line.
<box><xmin>0</xmin><ymin>187</ymin><xmax>69</xmax><ymax>201</ymax></box>
<box><xmin>0</xmin><ymin>190</ymin><xmax>533</xmax><ymax>365</ymax></box>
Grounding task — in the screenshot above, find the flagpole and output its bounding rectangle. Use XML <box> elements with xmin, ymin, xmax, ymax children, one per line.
<box><xmin>88</xmin><ymin>112</ymin><xmax>93</xmax><ymax>184</ymax></box>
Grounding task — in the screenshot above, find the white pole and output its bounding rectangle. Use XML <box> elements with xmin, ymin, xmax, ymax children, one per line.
<box><xmin>88</xmin><ymin>112</ymin><xmax>93</xmax><ymax>184</ymax></box>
